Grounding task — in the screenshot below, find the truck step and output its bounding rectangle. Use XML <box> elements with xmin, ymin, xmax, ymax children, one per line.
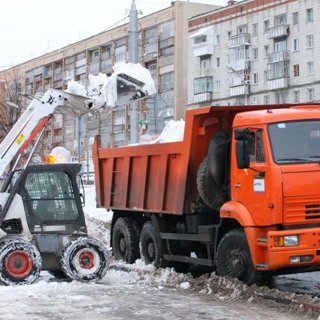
<box><xmin>163</xmin><ymin>254</ymin><xmax>215</xmax><ymax>267</ymax></box>
<box><xmin>160</xmin><ymin>232</ymin><xmax>214</xmax><ymax>243</ymax></box>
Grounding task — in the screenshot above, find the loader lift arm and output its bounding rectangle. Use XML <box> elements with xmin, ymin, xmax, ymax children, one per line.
<box><xmin>0</xmin><ymin>63</ymin><xmax>155</xmax><ymax>178</ymax></box>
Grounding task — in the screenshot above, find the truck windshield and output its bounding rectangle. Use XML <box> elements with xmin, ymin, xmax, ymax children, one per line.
<box><xmin>268</xmin><ymin>120</ymin><xmax>320</xmax><ymax>164</ymax></box>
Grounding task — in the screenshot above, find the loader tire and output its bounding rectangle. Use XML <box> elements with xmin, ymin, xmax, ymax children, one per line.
<box><xmin>112</xmin><ymin>217</ymin><xmax>140</xmax><ymax>263</ymax></box>
<box><xmin>61</xmin><ymin>237</ymin><xmax>109</xmax><ymax>282</ymax></box>
<box><xmin>0</xmin><ymin>239</ymin><xmax>42</xmax><ymax>286</ymax></box>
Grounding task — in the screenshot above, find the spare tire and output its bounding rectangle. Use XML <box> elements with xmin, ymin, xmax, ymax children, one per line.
<box><xmin>197</xmin><ymin>156</ymin><xmax>223</xmax><ymax>210</ymax></box>
<box><xmin>197</xmin><ymin>131</ymin><xmax>231</xmax><ymax>211</ymax></box>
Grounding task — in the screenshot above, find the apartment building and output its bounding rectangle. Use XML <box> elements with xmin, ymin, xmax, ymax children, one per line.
<box><xmin>188</xmin><ymin>0</ymin><xmax>320</xmax><ymax>108</ymax></box>
<box><xmin>0</xmin><ymin>1</ymin><xmax>219</xmax><ymax>163</ymax></box>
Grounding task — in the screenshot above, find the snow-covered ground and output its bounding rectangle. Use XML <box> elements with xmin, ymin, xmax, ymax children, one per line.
<box><xmin>0</xmin><ymin>186</ymin><xmax>319</xmax><ymax>319</ymax></box>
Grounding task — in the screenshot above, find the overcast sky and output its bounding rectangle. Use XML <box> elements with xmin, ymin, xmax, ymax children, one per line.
<box><xmin>0</xmin><ymin>0</ymin><xmax>227</xmax><ymax>70</ymax></box>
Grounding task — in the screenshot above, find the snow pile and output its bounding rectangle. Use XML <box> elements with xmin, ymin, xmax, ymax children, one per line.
<box><xmin>49</xmin><ymin>146</ymin><xmax>72</xmax><ymax>163</ymax></box>
<box><xmin>150</xmin><ymin>119</ymin><xmax>185</xmax><ymax>144</ymax></box>
<box><xmin>65</xmin><ymin>62</ymin><xmax>156</xmax><ymax>110</ymax></box>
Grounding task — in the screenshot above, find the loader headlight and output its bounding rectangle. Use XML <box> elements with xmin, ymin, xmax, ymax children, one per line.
<box><xmin>274</xmin><ymin>235</ymin><xmax>299</xmax><ymax>247</ymax></box>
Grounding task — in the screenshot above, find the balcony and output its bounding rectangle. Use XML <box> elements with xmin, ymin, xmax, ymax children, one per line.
<box><xmin>228</xmin><ymin>33</ymin><xmax>250</xmax><ymax>48</ymax></box>
<box><xmin>267</xmin><ymin>77</ymin><xmax>289</xmax><ymax>90</ymax></box>
<box><xmin>228</xmin><ymin>60</ymin><xmax>251</xmax><ymax>72</ymax></box>
<box><xmin>229</xmin><ymin>84</ymin><xmax>250</xmax><ymax>97</ymax></box>
<box><xmin>76</xmin><ymin>58</ymin><xmax>86</xmax><ymax>68</ymax></box>
<box><xmin>193</xmin><ymin>92</ymin><xmax>212</xmax><ymax>103</ymax></box>
<box><xmin>193</xmin><ymin>44</ymin><xmax>213</xmax><ymax>57</ymax></box>
<box><xmin>267</xmin><ymin>24</ymin><xmax>289</xmax><ymax>39</ymax></box>
<box><xmin>191</xmin><ymin>26</ymin><xmax>214</xmax><ymax>57</ymax></box>
<box><xmin>267</xmin><ymin>51</ymin><xmax>290</xmax><ymax>64</ymax></box>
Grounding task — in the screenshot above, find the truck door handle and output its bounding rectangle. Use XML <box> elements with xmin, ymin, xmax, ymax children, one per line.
<box><xmin>234</xmin><ymin>183</ymin><xmax>241</xmax><ymax>188</ymax></box>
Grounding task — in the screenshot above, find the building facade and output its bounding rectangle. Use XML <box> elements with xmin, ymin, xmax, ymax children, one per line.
<box><xmin>0</xmin><ymin>1</ymin><xmax>219</xmax><ymax>164</ymax></box>
<box><xmin>188</xmin><ymin>0</ymin><xmax>320</xmax><ymax>108</ymax></box>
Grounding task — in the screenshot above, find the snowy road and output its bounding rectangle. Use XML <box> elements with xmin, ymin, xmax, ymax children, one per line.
<box><xmin>0</xmin><ymin>187</ymin><xmax>318</xmax><ymax>319</ymax></box>
<box><xmin>0</xmin><ymin>268</ymin><xmax>309</xmax><ymax>320</ymax></box>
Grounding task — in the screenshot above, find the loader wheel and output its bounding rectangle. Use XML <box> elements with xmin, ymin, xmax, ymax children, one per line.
<box><xmin>112</xmin><ymin>217</ymin><xmax>140</xmax><ymax>263</ymax></box>
<box><xmin>216</xmin><ymin>229</ymin><xmax>271</xmax><ymax>286</ymax></box>
<box><xmin>61</xmin><ymin>237</ymin><xmax>109</xmax><ymax>282</ymax></box>
<box><xmin>140</xmin><ymin>221</ymin><xmax>164</xmax><ymax>268</ymax></box>
<box><xmin>0</xmin><ymin>239</ymin><xmax>42</xmax><ymax>286</ymax></box>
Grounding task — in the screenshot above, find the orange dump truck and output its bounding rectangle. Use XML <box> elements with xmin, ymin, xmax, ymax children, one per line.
<box><xmin>93</xmin><ymin>104</ymin><xmax>320</xmax><ymax>285</ymax></box>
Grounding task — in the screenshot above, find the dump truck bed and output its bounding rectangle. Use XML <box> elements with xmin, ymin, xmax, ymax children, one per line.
<box><xmin>92</xmin><ymin>104</ymin><xmax>295</xmax><ymax>215</ymax></box>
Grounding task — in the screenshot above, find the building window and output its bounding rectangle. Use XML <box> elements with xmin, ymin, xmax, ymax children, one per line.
<box><xmin>263</xmin><ymin>20</ymin><xmax>269</xmax><ymax>33</ymax></box>
<box><xmin>200</xmin><ymin>55</ymin><xmax>211</xmax><ymax>70</ymax></box>
<box><xmin>215</xmin><ymin>57</ymin><xmax>220</xmax><ymax>69</ymax></box>
<box><xmin>194</xmin><ymin>77</ymin><xmax>213</xmax><ymax>94</ymax></box>
<box><xmin>292</xmin><ymin>12</ymin><xmax>299</xmax><ymax>25</ymax></box>
<box><xmin>215</xmin><ymin>34</ymin><xmax>220</xmax><ymax>45</ymax></box>
<box><xmin>237</xmin><ymin>24</ymin><xmax>247</xmax><ymax>34</ymax></box>
<box><xmin>264</xmin><ymin>70</ymin><xmax>268</xmax><ymax>83</ymax></box>
<box><xmin>253</xmin><ymin>48</ymin><xmax>258</xmax><ymax>59</ymax></box>
<box><xmin>264</xmin><ymin>95</ymin><xmax>270</xmax><ymax>104</ymax></box>
<box><xmin>307</xmin><ymin>35</ymin><xmax>314</xmax><ymax>48</ymax></box>
<box><xmin>307</xmin><ymin>88</ymin><xmax>314</xmax><ymax>101</ymax></box>
<box><xmin>277</xmin><ymin>92</ymin><xmax>287</xmax><ymax>104</ymax></box>
<box><xmin>275</xmin><ymin>14</ymin><xmax>287</xmax><ymax>26</ymax></box>
<box><xmin>294</xmin><ymin>90</ymin><xmax>300</xmax><ymax>103</ymax></box>
<box><xmin>214</xmin><ymin>80</ymin><xmax>221</xmax><ymax>92</ymax></box>
<box><xmin>306</xmin><ymin>8</ymin><xmax>313</xmax><ymax>22</ymax></box>
<box><xmin>264</xmin><ymin>45</ymin><xmax>269</xmax><ymax>58</ymax></box>
<box><xmin>252</xmin><ymin>23</ymin><xmax>258</xmax><ymax>36</ymax></box>
<box><xmin>293</xmin><ymin>39</ymin><xmax>299</xmax><ymax>51</ymax></box>
<box><xmin>228</xmin><ymin>31</ymin><xmax>232</xmax><ymax>39</ymax></box>
<box><xmin>293</xmin><ymin>64</ymin><xmax>300</xmax><ymax>77</ymax></box>
<box><xmin>253</xmin><ymin>73</ymin><xmax>259</xmax><ymax>84</ymax></box>
<box><xmin>307</xmin><ymin>61</ymin><xmax>314</xmax><ymax>74</ymax></box>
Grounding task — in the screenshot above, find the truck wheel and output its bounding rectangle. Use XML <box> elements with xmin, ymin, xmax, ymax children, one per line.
<box><xmin>0</xmin><ymin>239</ymin><xmax>42</xmax><ymax>286</ymax></box>
<box><xmin>197</xmin><ymin>156</ymin><xmax>223</xmax><ymax>211</ymax></box>
<box><xmin>112</xmin><ymin>217</ymin><xmax>140</xmax><ymax>263</ymax></box>
<box><xmin>216</xmin><ymin>229</ymin><xmax>264</xmax><ymax>286</ymax></box>
<box><xmin>140</xmin><ymin>221</ymin><xmax>163</xmax><ymax>268</ymax></box>
<box><xmin>61</xmin><ymin>237</ymin><xmax>109</xmax><ymax>282</ymax></box>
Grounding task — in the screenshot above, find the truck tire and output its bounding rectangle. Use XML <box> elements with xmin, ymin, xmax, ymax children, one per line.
<box><xmin>216</xmin><ymin>229</ymin><xmax>271</xmax><ymax>286</ymax></box>
<box><xmin>0</xmin><ymin>239</ymin><xmax>42</xmax><ymax>286</ymax></box>
<box><xmin>61</xmin><ymin>237</ymin><xmax>109</xmax><ymax>282</ymax></box>
<box><xmin>140</xmin><ymin>221</ymin><xmax>164</xmax><ymax>268</ymax></box>
<box><xmin>112</xmin><ymin>217</ymin><xmax>140</xmax><ymax>263</ymax></box>
<box><xmin>197</xmin><ymin>156</ymin><xmax>223</xmax><ymax>210</ymax></box>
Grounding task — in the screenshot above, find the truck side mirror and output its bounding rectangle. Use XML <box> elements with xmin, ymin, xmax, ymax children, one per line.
<box><xmin>235</xmin><ymin>129</ymin><xmax>252</xmax><ymax>169</ymax></box>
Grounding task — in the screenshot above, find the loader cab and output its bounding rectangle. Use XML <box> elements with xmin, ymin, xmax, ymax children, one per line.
<box><xmin>3</xmin><ymin>163</ymin><xmax>87</xmax><ymax>235</ymax></box>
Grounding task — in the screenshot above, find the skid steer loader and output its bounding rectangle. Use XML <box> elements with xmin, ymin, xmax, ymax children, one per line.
<box><xmin>0</xmin><ymin>63</ymin><xmax>155</xmax><ymax>285</ymax></box>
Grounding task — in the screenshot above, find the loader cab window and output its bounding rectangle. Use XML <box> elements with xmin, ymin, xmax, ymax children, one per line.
<box><xmin>24</xmin><ymin>171</ymin><xmax>79</xmax><ymax>221</ymax></box>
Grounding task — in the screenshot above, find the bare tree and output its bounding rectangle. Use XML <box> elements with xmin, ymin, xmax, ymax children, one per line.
<box><xmin>0</xmin><ymin>67</ymin><xmax>52</xmax><ymax>170</ymax></box>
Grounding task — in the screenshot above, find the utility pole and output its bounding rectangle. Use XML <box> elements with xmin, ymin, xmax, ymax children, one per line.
<box><xmin>129</xmin><ymin>0</ymin><xmax>139</xmax><ymax>144</ymax></box>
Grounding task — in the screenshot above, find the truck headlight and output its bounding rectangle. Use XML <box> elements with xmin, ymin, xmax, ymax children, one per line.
<box><xmin>274</xmin><ymin>235</ymin><xmax>299</xmax><ymax>247</ymax></box>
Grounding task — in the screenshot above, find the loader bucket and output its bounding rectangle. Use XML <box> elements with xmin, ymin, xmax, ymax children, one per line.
<box><xmin>64</xmin><ymin>62</ymin><xmax>156</xmax><ymax>113</ymax></box>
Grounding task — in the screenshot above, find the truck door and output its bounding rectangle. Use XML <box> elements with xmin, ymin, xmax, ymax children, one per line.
<box><xmin>232</xmin><ymin>129</ymin><xmax>274</xmax><ymax>225</ymax></box>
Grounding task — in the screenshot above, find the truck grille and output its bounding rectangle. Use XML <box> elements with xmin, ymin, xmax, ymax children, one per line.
<box><xmin>284</xmin><ymin>197</ymin><xmax>320</xmax><ymax>223</ymax></box>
